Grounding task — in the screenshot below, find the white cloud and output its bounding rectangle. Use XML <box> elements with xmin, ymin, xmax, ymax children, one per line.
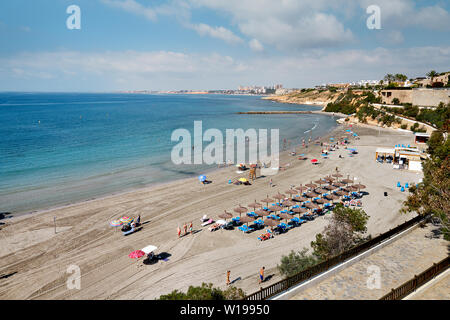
<box><xmin>2</xmin><ymin>46</ymin><xmax>449</xmax><ymax>91</ymax></box>
<box><xmin>188</xmin><ymin>0</ymin><xmax>355</xmax><ymax>50</ymax></box>
<box><xmin>249</xmin><ymin>39</ymin><xmax>264</xmax><ymax>52</ymax></box>
<box><xmin>190</xmin><ymin>23</ymin><xmax>243</xmax><ymax>44</ymax></box>
<box><xmin>359</xmin><ymin>0</ymin><xmax>450</xmax><ymax>30</ymax></box>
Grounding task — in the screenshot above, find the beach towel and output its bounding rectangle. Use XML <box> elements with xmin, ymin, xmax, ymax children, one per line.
<box><xmin>201</xmin><ymin>219</ymin><xmax>214</xmax><ymax>227</ymax></box>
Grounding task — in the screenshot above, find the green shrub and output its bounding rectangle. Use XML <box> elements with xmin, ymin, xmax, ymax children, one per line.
<box><xmin>158</xmin><ymin>283</ymin><xmax>245</xmax><ymax>300</ymax></box>
<box><xmin>278</xmin><ymin>248</ymin><xmax>320</xmax><ymax>278</ymax></box>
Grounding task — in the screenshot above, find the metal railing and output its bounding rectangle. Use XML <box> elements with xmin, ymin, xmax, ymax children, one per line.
<box><xmin>379</xmin><ymin>256</ymin><xmax>449</xmax><ymax>300</ymax></box>
<box><xmin>244</xmin><ymin>214</ymin><xmax>425</xmax><ymax>300</ymax></box>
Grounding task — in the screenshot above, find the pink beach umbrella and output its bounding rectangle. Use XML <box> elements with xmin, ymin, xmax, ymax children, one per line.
<box><xmin>128</xmin><ymin>250</ymin><xmax>146</xmax><ymax>259</ymax></box>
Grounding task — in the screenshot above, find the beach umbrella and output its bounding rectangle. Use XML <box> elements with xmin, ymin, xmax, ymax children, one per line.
<box><xmin>353</xmin><ymin>183</ymin><xmax>366</xmax><ymax>191</ymax></box>
<box><xmin>128</xmin><ymin>250</ymin><xmax>146</xmax><ymax>259</ymax></box>
<box><xmin>333</xmin><ymin>182</ymin><xmax>345</xmax><ymax>187</ymax></box>
<box><xmin>305</xmin><ymin>202</ymin><xmax>319</xmax><ymax>209</ymax></box>
<box><xmin>279</xmin><ymin>213</ymin><xmax>293</xmax><ymax>221</ymax></box>
<box><xmin>269</xmin><ymin>205</ymin><xmax>283</xmax><ymax>212</ymax></box>
<box><xmin>314</xmin><ymin>188</ymin><xmax>327</xmax><ymax>194</ymax></box>
<box><xmin>341</xmin><ymin>178</ymin><xmax>353</xmax><ymax>184</ymax></box>
<box><xmin>284</xmin><ymin>189</ymin><xmax>297</xmax><ymax>198</ymax></box>
<box><xmin>325</xmin><ymin>194</ymin><xmax>339</xmax><ymax>200</ymax></box>
<box><xmin>234</xmin><ymin>205</ymin><xmax>247</xmax><ymax>216</ymax></box>
<box><xmin>264</xmin><ymin>219</ymin><xmax>278</xmax><ymax>227</ymax></box>
<box><xmin>273</xmin><ymin>192</ymin><xmax>285</xmax><ymax>200</ymax></box>
<box><xmin>335</xmin><ymin>190</ymin><xmax>349</xmax><ymax>196</ymax></box>
<box><xmin>261</xmin><ymin>195</ymin><xmax>274</xmax><ymax>205</ymax></box>
<box><xmin>315</xmin><ymin>198</ymin><xmax>328</xmax><ymax>204</ymax></box>
<box><xmin>239</xmin><ymin>216</ymin><xmax>254</xmax><ymax>225</ymax></box>
<box><xmin>305</xmin><ymin>192</ymin><xmax>317</xmax><ymax>198</ymax></box>
<box><xmin>324</xmin><ymin>176</ymin><xmax>335</xmax><ymax>182</ymax></box>
<box><xmin>314</xmin><ymin>179</ymin><xmax>326</xmax><ymax>185</ymax></box>
<box><xmin>295</xmin><ymin>196</ymin><xmax>308</xmax><ymax>202</ymax></box>
<box><xmin>255</xmin><ymin>209</ymin><xmax>270</xmax><ymax>217</ymax></box>
<box><xmin>311</xmin><ymin>159</ymin><xmax>318</xmax><ymax>164</ymax></box>
<box><xmin>324</xmin><ymin>185</ymin><xmax>337</xmax><ymax>190</ymax></box>
<box><xmin>345</xmin><ymin>186</ymin><xmax>358</xmax><ymax>192</ymax></box>
<box><xmin>295</xmin><ymin>185</ymin><xmax>308</xmax><ymax>192</ymax></box>
<box><xmin>120</xmin><ymin>216</ymin><xmax>133</xmax><ymax>224</ymax></box>
<box><xmin>282</xmin><ymin>200</ymin><xmax>296</xmax><ymax>208</ymax></box>
<box><xmin>285</xmin><ymin>189</ymin><xmax>297</xmax><ymax>195</ymax></box>
<box><xmin>248</xmin><ymin>201</ymin><xmax>262</xmax><ymax>209</ymax></box>
<box><xmin>305</xmin><ymin>182</ymin><xmax>317</xmax><ymax>189</ymax></box>
<box><xmin>110</xmin><ymin>220</ymin><xmax>123</xmax><ymax>227</ymax></box>
<box><xmin>332</xmin><ymin>173</ymin><xmax>343</xmax><ymax>178</ymax></box>
<box><xmin>198</xmin><ymin>175</ymin><xmax>207</xmax><ymax>182</ymax></box>
<box><xmin>292</xmin><ymin>207</ymin><xmax>307</xmax><ymax>214</ymax></box>
<box><xmin>219</xmin><ymin>210</ymin><xmax>233</xmax><ymax>220</ymax></box>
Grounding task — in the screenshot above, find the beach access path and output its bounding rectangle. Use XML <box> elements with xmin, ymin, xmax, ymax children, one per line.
<box><xmin>0</xmin><ymin>125</ymin><xmax>421</xmax><ymax>300</ymax></box>
<box><xmin>287</xmin><ymin>224</ymin><xmax>448</xmax><ymax>300</ymax></box>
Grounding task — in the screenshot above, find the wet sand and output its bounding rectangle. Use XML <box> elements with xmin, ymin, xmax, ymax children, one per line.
<box><xmin>0</xmin><ymin>124</ymin><xmax>421</xmax><ymax>299</ymax></box>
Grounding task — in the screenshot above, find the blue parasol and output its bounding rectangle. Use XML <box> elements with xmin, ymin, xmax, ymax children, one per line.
<box><xmin>198</xmin><ymin>175</ymin><xmax>207</xmax><ymax>182</ymax></box>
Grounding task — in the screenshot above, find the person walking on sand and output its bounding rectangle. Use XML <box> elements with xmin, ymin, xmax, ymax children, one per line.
<box><xmin>177</xmin><ymin>226</ymin><xmax>181</xmax><ymax>238</ymax></box>
<box><xmin>189</xmin><ymin>221</ymin><xmax>193</xmax><ymax>234</ymax></box>
<box><xmin>259</xmin><ymin>266</ymin><xmax>265</xmax><ymax>284</ymax></box>
<box><xmin>183</xmin><ymin>223</ymin><xmax>187</xmax><ymax>235</ymax></box>
<box><xmin>226</xmin><ymin>270</ymin><xmax>231</xmax><ymax>286</ymax></box>
<box><xmin>269</xmin><ymin>178</ymin><xmax>273</xmax><ymax>188</ymax></box>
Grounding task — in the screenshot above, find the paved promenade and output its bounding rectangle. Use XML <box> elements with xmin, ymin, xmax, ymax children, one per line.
<box><xmin>407</xmin><ymin>269</ymin><xmax>450</xmax><ymax>300</ymax></box>
<box><xmin>289</xmin><ymin>224</ymin><xmax>448</xmax><ymax>300</ymax></box>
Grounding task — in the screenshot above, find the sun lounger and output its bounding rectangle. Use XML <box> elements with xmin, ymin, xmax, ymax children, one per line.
<box><xmin>201</xmin><ymin>219</ymin><xmax>214</xmax><ymax>227</ymax></box>
<box><xmin>200</xmin><ymin>214</ymin><xmax>209</xmax><ymax>223</ymax></box>
<box><xmin>238</xmin><ymin>225</ymin><xmax>254</xmax><ymax>233</ymax></box>
<box><xmin>221</xmin><ymin>221</ymin><xmax>233</xmax><ymax>230</ymax></box>
<box><xmin>257</xmin><ymin>233</ymin><xmax>272</xmax><ymax>241</ymax></box>
<box><xmin>278</xmin><ymin>223</ymin><xmax>289</xmax><ymax>230</ymax></box>
<box><xmin>122</xmin><ymin>227</ymin><xmax>142</xmax><ymax>236</ymax></box>
<box><xmin>208</xmin><ymin>224</ymin><xmax>220</xmax><ymax>232</ymax></box>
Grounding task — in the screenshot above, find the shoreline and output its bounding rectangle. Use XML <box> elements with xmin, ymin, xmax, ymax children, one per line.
<box><xmin>6</xmin><ymin>121</ymin><xmax>342</xmax><ymax>221</ymax></box>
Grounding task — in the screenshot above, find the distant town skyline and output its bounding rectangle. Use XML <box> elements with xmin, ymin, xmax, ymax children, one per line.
<box><xmin>0</xmin><ymin>0</ymin><xmax>449</xmax><ymax>92</ymax></box>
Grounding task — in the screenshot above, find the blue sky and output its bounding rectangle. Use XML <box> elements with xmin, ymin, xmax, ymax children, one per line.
<box><xmin>0</xmin><ymin>0</ymin><xmax>449</xmax><ymax>91</ymax></box>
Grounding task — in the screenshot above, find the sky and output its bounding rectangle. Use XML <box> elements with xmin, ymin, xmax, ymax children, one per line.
<box><xmin>0</xmin><ymin>0</ymin><xmax>449</xmax><ymax>92</ymax></box>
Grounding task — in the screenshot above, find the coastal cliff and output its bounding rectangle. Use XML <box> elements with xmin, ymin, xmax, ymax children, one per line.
<box><xmin>263</xmin><ymin>89</ymin><xmax>341</xmax><ymax>109</ymax></box>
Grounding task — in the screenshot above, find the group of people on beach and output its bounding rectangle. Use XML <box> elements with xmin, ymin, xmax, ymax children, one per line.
<box><xmin>177</xmin><ymin>222</ymin><xmax>193</xmax><ymax>238</ymax></box>
<box><xmin>226</xmin><ymin>266</ymin><xmax>265</xmax><ymax>286</ymax></box>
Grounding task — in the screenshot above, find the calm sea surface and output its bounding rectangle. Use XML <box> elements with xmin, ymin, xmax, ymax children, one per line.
<box><xmin>0</xmin><ymin>93</ymin><xmax>339</xmax><ymax>214</ymax></box>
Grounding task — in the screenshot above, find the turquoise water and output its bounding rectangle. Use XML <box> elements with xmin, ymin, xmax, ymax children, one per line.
<box><xmin>0</xmin><ymin>93</ymin><xmax>339</xmax><ymax>214</ymax></box>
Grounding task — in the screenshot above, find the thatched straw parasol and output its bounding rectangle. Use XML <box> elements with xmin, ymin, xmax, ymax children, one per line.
<box><xmin>248</xmin><ymin>201</ymin><xmax>262</xmax><ymax>209</ymax></box>
<box><xmin>264</xmin><ymin>219</ymin><xmax>278</xmax><ymax>227</ymax></box>
<box><xmin>292</xmin><ymin>207</ymin><xmax>307</xmax><ymax>214</ymax></box>
<box><xmin>261</xmin><ymin>195</ymin><xmax>274</xmax><ymax>205</ymax></box>
<box><xmin>269</xmin><ymin>205</ymin><xmax>283</xmax><ymax>212</ymax></box>
<box><xmin>255</xmin><ymin>209</ymin><xmax>270</xmax><ymax>216</ymax></box>
<box><xmin>295</xmin><ymin>185</ymin><xmax>308</xmax><ymax>192</ymax></box>
<box><xmin>305</xmin><ymin>182</ymin><xmax>317</xmax><ymax>188</ymax></box>
<box><xmin>218</xmin><ymin>210</ymin><xmax>233</xmax><ymax>220</ymax></box>
<box><xmin>273</xmin><ymin>192</ymin><xmax>286</xmax><ymax>200</ymax></box>
<box><xmin>233</xmin><ymin>205</ymin><xmax>247</xmax><ymax>216</ymax></box>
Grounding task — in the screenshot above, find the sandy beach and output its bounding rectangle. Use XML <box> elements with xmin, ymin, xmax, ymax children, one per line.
<box><xmin>0</xmin><ymin>124</ymin><xmax>421</xmax><ymax>300</ymax></box>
